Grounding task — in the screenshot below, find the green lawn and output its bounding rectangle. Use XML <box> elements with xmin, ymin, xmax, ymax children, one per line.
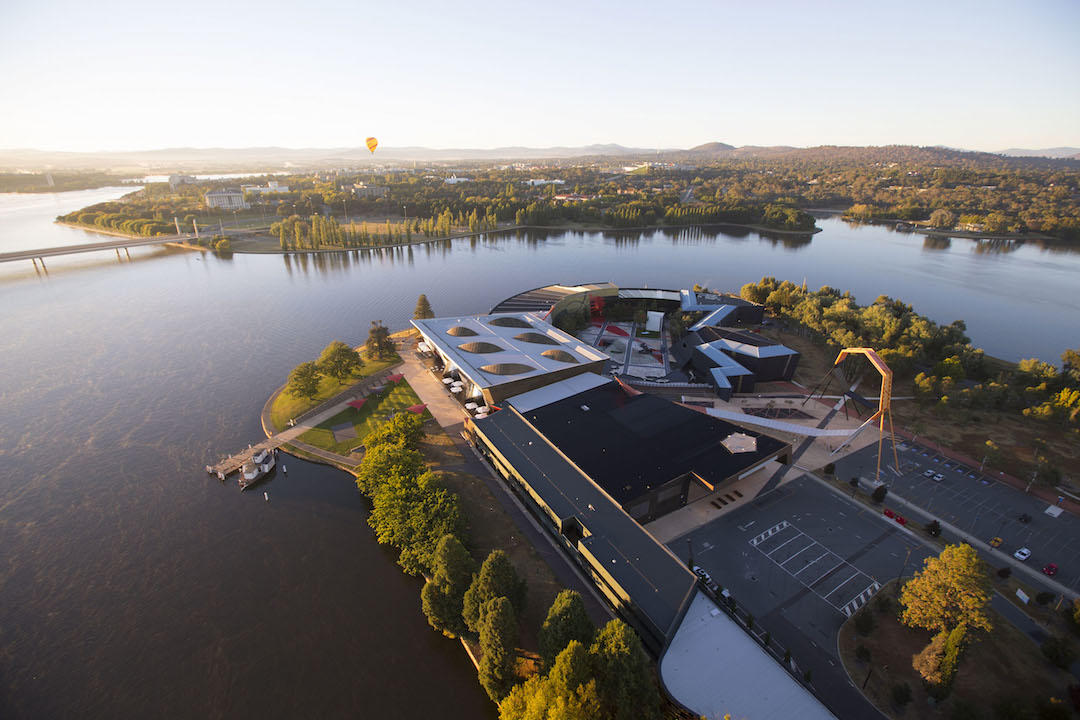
<box><xmin>297</xmin><ymin>380</ymin><xmax>431</xmax><ymax>456</ymax></box>
<box><xmin>269</xmin><ymin>354</ymin><xmax>400</xmax><ymax>431</ymax></box>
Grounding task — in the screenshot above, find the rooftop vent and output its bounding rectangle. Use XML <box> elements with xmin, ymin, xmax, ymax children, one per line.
<box><xmin>458</xmin><ymin>341</ymin><xmax>504</xmax><ymax>354</ymax></box>
<box><xmin>446</xmin><ymin>326</ymin><xmax>478</xmax><ymax>337</ymax></box>
<box><xmin>514</xmin><ymin>332</ymin><xmax>559</xmax><ymax>345</ymax></box>
<box><xmin>722</xmin><ymin>432</ymin><xmax>758</xmax><ymax>454</ymax></box>
<box><xmin>541</xmin><ymin>349</ymin><xmax>579</xmax><ymax>364</ymax></box>
<box><xmin>479</xmin><ymin>363</ymin><xmax>536</xmax><ymax>376</ymax></box>
<box><xmin>488</xmin><ymin>316</ymin><xmax>532</xmax><ymax>329</ymax></box>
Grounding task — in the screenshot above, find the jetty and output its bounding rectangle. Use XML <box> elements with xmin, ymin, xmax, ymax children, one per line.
<box><xmin>205</xmin><ymin>438</ymin><xmax>288</xmax><ymax>479</ymax></box>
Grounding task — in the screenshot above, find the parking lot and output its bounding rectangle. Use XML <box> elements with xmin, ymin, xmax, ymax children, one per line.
<box><xmin>668</xmin><ymin>474</ymin><xmax>927</xmax><ymax>719</ymax></box>
<box><xmin>750</xmin><ymin>520</ymin><xmax>881</xmax><ymax>617</ymax></box>
<box><xmin>835</xmin><ymin>440</ymin><xmax>1080</xmax><ymax>591</ymax></box>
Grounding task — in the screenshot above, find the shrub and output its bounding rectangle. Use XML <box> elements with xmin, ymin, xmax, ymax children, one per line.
<box><xmin>892</xmin><ymin>682</ymin><xmax>912</xmax><ymax>706</ymax></box>
<box><xmin>997</xmin><ymin>566</ymin><xmax>1012</xmax><ymax>579</ymax></box>
<box><xmin>824</xmin><ymin>463</ymin><xmax>836</xmax><ymax>476</ymax></box>
<box><xmin>1036</xmin><ymin>698</ymin><xmax>1071</xmax><ymax>720</ymax></box>
<box><xmin>854</xmin><ymin>609</ymin><xmax>876</xmax><ymax>636</ymax></box>
<box><xmin>950</xmin><ymin>698</ymin><xmax>980</xmax><ymax>720</ymax></box>
<box><xmin>926</xmin><ymin>519</ymin><xmax>942</xmax><ymax>537</ymax></box>
<box><xmin>1036</xmin><ymin>591</ymin><xmax>1055</xmax><ymax>606</ymax></box>
<box><xmin>1042</xmin><ymin>636</ymin><xmax>1077</xmax><ymax>669</ymax></box>
<box><xmin>872</xmin><ymin>484</ymin><xmax>888</xmax><ymax>503</ymax></box>
<box><xmin>856</xmin><ymin>644</ymin><xmax>871</xmax><ymax>662</ymax></box>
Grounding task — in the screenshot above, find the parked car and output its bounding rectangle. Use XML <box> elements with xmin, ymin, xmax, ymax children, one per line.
<box><xmin>1014</xmin><ymin>547</ymin><xmax>1031</xmax><ymax>561</ymax></box>
<box><xmin>692</xmin><ymin>565</ymin><xmax>719</xmax><ymax>593</ymax></box>
<box><xmin>895</xmin><ymin>515</ymin><xmax>907</xmax><ymax>526</ymax></box>
<box><xmin>1042</xmin><ymin>563</ymin><xmax>1058</xmax><ymax>577</ymax></box>
<box><xmin>933</xmin><ymin>473</ymin><xmax>945</xmax><ymax>482</ymax></box>
<box><xmin>922</xmin><ymin>469</ymin><xmax>935</xmax><ymax>478</ymax></box>
<box><xmin>884</xmin><ymin>508</ymin><xmax>895</xmax><ymax>518</ymax></box>
<box><xmin>989</xmin><ymin>537</ymin><xmax>1003</xmax><ymax>548</ymax></box>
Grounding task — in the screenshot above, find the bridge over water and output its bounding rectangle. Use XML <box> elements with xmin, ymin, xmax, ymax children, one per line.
<box><xmin>0</xmin><ymin>233</ymin><xmax>197</xmax><ymax>265</ymax></box>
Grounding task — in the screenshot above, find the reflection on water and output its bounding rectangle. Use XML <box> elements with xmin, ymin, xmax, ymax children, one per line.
<box><xmin>923</xmin><ymin>236</ymin><xmax>952</xmax><ymax>251</ymax></box>
<box><xmin>2</xmin><ymin>192</ymin><xmax>1079</xmax><ymax>718</ymax></box>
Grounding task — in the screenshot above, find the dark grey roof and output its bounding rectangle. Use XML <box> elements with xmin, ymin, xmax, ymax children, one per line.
<box><xmin>521</xmin><ymin>383</ymin><xmax>788</xmax><ymax>501</ymax></box>
<box><xmin>475</xmin><ymin>409</ymin><xmax>698</xmax><ymax>643</ymax></box>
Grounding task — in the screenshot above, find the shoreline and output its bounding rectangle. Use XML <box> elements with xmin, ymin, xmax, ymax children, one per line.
<box><xmin>55</xmin><ymin>218</ymin><xmax>823</xmax><ymax>256</ymax></box>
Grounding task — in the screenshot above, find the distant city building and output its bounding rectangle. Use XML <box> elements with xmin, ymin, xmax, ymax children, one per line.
<box><xmin>444</xmin><ymin>174</ymin><xmax>472</xmax><ymax>185</ymax></box>
<box><xmin>524</xmin><ymin>179</ymin><xmax>566</xmax><ymax>187</ymax></box>
<box><xmin>204</xmin><ymin>189</ymin><xmax>249</xmax><ymax>210</ymax></box>
<box><xmin>168</xmin><ymin>174</ymin><xmax>196</xmax><ymax>190</ymax></box>
<box><xmin>353</xmin><ymin>183</ymin><xmax>387</xmax><ymax>198</ymax></box>
<box><xmin>552</xmin><ymin>193</ymin><xmax>597</xmax><ymax>202</ymax></box>
<box><xmin>240</xmin><ymin>180</ymin><xmax>289</xmax><ymax>196</ymax></box>
<box><xmin>959</xmin><ymin>222</ymin><xmax>985</xmax><ymax>233</ymax></box>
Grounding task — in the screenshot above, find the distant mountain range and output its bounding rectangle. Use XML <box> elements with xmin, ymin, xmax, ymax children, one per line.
<box><xmin>998</xmin><ymin>147</ymin><xmax>1080</xmax><ymax>159</ymax></box>
<box><xmin>1</xmin><ymin>142</ymin><xmax>1077</xmax><ymax>171</ymax></box>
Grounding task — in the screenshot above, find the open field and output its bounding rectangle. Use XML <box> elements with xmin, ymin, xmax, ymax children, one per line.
<box><xmin>268</xmin><ymin>354</ymin><xmax>400</xmax><ymax>431</ymax></box>
<box><xmin>297</xmin><ymin>380</ymin><xmax>429</xmax><ymax>455</ymax></box>
<box><xmin>838</xmin><ymin>583</ymin><xmax>1076</xmax><ymax>720</ymax></box>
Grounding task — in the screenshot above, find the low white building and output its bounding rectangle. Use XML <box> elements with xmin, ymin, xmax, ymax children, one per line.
<box><xmin>524</xmin><ymin>179</ymin><xmax>566</xmax><ymax>187</ymax></box>
<box><xmin>205</xmin><ymin>189</ymin><xmax>249</xmax><ymax>210</ymax></box>
<box><xmin>444</xmin><ymin>174</ymin><xmax>472</xmax><ymax>185</ymax></box>
<box><xmin>240</xmin><ymin>180</ymin><xmax>290</xmax><ymax>196</ymax></box>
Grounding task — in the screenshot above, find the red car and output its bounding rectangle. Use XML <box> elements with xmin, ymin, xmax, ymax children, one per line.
<box><xmin>884</xmin><ymin>509</ymin><xmax>895</xmax><ymax>518</ymax></box>
<box><xmin>1042</xmin><ymin>563</ymin><xmax>1058</xmax><ymax>577</ymax></box>
<box><xmin>895</xmin><ymin>515</ymin><xmax>907</xmax><ymax>526</ymax></box>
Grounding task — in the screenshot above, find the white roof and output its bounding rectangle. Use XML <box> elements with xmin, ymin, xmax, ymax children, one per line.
<box><xmin>619</xmin><ymin>288</ymin><xmax>682</xmax><ymax>301</ymax></box>
<box><xmin>506</xmin><ymin>373</ymin><xmax>612</xmax><ymax>413</ymax></box>
<box><xmin>689</xmin><ymin>305</ymin><xmax>736</xmax><ymax>331</ymax></box>
<box><xmin>708</xmin><ymin>336</ymin><xmax>799</xmax><ymax>359</ymax></box>
<box><xmin>660</xmin><ymin>591</ymin><xmax>837</xmax><ymax>720</ymax></box>
<box><xmin>697</xmin><ymin>343</ymin><xmax>754</xmax><ymax>375</ymax></box>
<box><xmin>411</xmin><ymin>313</ymin><xmax>607</xmax><ymax>390</ymax></box>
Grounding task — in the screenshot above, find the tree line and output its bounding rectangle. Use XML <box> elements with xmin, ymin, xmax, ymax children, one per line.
<box><xmin>356</xmin><ymin>411</ymin><xmax>663</xmax><ymax>717</ymax></box>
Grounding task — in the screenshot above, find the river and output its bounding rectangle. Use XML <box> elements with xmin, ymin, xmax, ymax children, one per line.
<box><xmin>0</xmin><ymin>189</ymin><xmax>1077</xmax><ymax>718</ymax></box>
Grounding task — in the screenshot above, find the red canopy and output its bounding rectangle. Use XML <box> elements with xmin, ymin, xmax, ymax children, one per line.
<box><xmin>387</xmin><ymin>373</ymin><xmax>404</xmax><ymax>383</ymax></box>
<box><xmin>347</xmin><ymin>398</ymin><xmax>367</xmax><ymax>410</ymax></box>
<box><xmin>406</xmin><ymin>404</ymin><xmax>427</xmax><ymax>414</ymax></box>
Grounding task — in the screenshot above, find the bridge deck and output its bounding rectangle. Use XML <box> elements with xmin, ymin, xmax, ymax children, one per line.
<box><xmin>0</xmin><ymin>234</ymin><xmax>196</xmax><ymax>263</ymax></box>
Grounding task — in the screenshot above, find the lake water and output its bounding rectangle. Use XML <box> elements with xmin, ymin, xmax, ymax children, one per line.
<box><xmin>1</xmin><ymin>189</ymin><xmax>1077</xmax><ymax>718</ymax></box>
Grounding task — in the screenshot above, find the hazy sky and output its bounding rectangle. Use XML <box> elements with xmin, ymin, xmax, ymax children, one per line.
<box><xmin>1</xmin><ymin>0</ymin><xmax>1077</xmax><ymax>152</ymax></box>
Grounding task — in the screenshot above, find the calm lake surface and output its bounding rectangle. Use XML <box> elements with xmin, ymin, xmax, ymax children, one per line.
<box><xmin>1</xmin><ymin>189</ymin><xmax>1078</xmax><ymax>718</ymax></box>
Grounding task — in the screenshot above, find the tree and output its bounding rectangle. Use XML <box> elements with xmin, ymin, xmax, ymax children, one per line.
<box><xmin>414</xmin><ymin>293</ymin><xmax>435</xmax><ymax>319</ymax></box>
<box><xmin>421</xmin><ymin>534</ymin><xmax>475</xmax><ymax>637</ymax></box>
<box><xmin>499</xmin><ymin>641</ymin><xmax>602</xmax><ymax>720</ymax></box>
<box><xmin>983</xmin><ymin>439</ymin><xmax>1001</xmax><ymax>469</ymax></box>
<box><xmin>463</xmin><ymin>550</ymin><xmax>527</xmax><ymax>633</ymax></box>
<box><xmin>928</xmin><ymin>209</ymin><xmax>955</xmax><ymax>229</ymax></box>
<box><xmin>900</xmin><ymin>544</ymin><xmax>992</xmax><ymax>635</ymax></box>
<box><xmin>364</xmin><ymin>412</ymin><xmax>425</xmax><ymax>449</ymax></box>
<box><xmin>365</xmin><ymin>320</ymin><xmax>395</xmax><ymax>360</ymax></box>
<box><xmin>478</xmin><ymin>597</ymin><xmax>518</xmax><ymax>702</ymax></box>
<box><xmin>588</xmin><ymin>619</ymin><xmax>661</xmax><ymax>720</ymax></box>
<box><xmin>286</xmin><ymin>361</ymin><xmax>321</xmax><ymax>400</ymax></box>
<box><xmin>871</xmin><ymin>484</ymin><xmax>888</xmax><ymax>503</ymax></box>
<box><xmin>1041</xmin><ymin>636</ymin><xmax>1077</xmax><ymax>669</ymax></box>
<box><xmin>926</xmin><ymin>519</ymin><xmax>942</xmax><ymax>537</ymax></box>
<box><xmin>538</xmin><ymin>590</ymin><xmax>595</xmax><ymax>669</ymax></box>
<box><xmin>316</xmin><ymin>340</ymin><xmax>363</xmax><ymax>381</ymax></box>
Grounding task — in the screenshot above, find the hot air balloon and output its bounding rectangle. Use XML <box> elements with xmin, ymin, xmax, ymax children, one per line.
<box><xmin>365</xmin><ymin>137</ymin><xmax>378</xmax><ymax>154</ymax></box>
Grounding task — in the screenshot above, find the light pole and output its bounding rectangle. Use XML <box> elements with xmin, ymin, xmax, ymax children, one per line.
<box><xmin>894</xmin><ymin>547</ymin><xmax>913</xmax><ymax>597</ymax></box>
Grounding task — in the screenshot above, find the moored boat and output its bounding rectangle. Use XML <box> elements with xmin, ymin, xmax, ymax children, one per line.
<box><xmin>239</xmin><ymin>448</ymin><xmax>275</xmax><ymax>490</ymax></box>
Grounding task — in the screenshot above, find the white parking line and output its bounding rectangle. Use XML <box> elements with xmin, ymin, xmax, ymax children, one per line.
<box><xmin>805</xmin><ymin>560</ymin><xmax>845</xmax><ymax>586</ymax></box>
<box><xmin>773</xmin><ymin>537</ymin><xmax>812</xmax><ymax>565</ymax></box>
<box><xmin>823</xmin><ymin>571</ymin><xmax>861</xmax><ymax>599</ymax></box>
<box><xmin>749</xmin><ymin>518</ymin><xmax>884</xmax><ymax>616</ymax></box>
<box><xmin>765</xmin><ymin>531</ymin><xmax>808</xmax><ymax>556</ymax></box>
<box><xmin>792</xmin><ymin>551</ymin><xmax>830</xmax><ymax>573</ymax></box>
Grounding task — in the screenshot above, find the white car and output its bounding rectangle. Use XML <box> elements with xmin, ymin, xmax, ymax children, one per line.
<box><xmin>1014</xmin><ymin>547</ymin><xmax>1031</xmax><ymax>561</ymax></box>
